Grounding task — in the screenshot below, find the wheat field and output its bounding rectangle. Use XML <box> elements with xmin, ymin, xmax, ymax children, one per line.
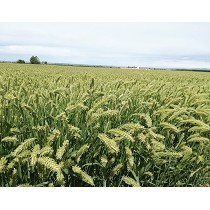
<box><xmin>0</xmin><ymin>63</ymin><xmax>210</xmax><ymax>187</ymax></box>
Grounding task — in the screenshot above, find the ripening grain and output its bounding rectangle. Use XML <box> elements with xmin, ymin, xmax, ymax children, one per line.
<box><xmin>0</xmin><ymin>63</ymin><xmax>210</xmax><ymax>187</ymax></box>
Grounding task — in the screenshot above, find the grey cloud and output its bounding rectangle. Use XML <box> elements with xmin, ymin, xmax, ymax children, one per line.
<box><xmin>0</xmin><ymin>23</ymin><xmax>210</xmax><ymax>68</ymax></box>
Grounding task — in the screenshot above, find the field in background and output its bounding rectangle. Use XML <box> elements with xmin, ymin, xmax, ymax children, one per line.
<box><xmin>0</xmin><ymin>63</ymin><xmax>210</xmax><ymax>187</ymax></box>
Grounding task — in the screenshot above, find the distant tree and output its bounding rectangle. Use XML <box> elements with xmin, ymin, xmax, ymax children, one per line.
<box><xmin>17</xmin><ymin>59</ymin><xmax>25</xmax><ymax>64</ymax></box>
<box><xmin>30</xmin><ymin>56</ymin><xmax>40</xmax><ymax>64</ymax></box>
<box><xmin>42</xmin><ymin>61</ymin><xmax>48</xmax><ymax>64</ymax></box>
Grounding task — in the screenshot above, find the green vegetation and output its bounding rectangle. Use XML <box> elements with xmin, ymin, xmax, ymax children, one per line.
<box><xmin>0</xmin><ymin>63</ymin><xmax>210</xmax><ymax>187</ymax></box>
<box><xmin>30</xmin><ymin>56</ymin><xmax>40</xmax><ymax>64</ymax></box>
<box><xmin>16</xmin><ymin>59</ymin><xmax>25</xmax><ymax>64</ymax></box>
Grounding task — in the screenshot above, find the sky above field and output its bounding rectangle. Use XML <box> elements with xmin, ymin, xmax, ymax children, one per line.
<box><xmin>0</xmin><ymin>23</ymin><xmax>210</xmax><ymax>68</ymax></box>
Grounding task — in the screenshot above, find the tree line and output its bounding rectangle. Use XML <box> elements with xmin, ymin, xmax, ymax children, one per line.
<box><xmin>17</xmin><ymin>56</ymin><xmax>47</xmax><ymax>64</ymax></box>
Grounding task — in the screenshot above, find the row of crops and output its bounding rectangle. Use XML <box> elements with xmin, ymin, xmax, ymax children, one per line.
<box><xmin>0</xmin><ymin>63</ymin><xmax>210</xmax><ymax>186</ymax></box>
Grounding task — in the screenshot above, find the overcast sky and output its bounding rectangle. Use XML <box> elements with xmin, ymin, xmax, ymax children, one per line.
<box><xmin>0</xmin><ymin>23</ymin><xmax>210</xmax><ymax>68</ymax></box>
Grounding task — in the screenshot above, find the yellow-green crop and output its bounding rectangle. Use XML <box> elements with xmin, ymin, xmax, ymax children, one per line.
<box><xmin>0</xmin><ymin>63</ymin><xmax>210</xmax><ymax>187</ymax></box>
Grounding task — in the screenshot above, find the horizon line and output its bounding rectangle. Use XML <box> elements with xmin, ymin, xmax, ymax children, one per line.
<box><xmin>1</xmin><ymin>60</ymin><xmax>210</xmax><ymax>71</ymax></box>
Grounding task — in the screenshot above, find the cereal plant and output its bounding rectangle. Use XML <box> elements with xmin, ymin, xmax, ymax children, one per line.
<box><xmin>0</xmin><ymin>63</ymin><xmax>210</xmax><ymax>187</ymax></box>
